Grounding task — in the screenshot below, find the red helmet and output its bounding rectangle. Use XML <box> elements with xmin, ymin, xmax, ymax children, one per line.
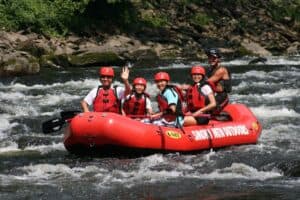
<box><xmin>154</xmin><ymin>72</ymin><xmax>170</xmax><ymax>81</ymax></box>
<box><xmin>191</xmin><ymin>66</ymin><xmax>205</xmax><ymax>75</ymax></box>
<box><xmin>133</xmin><ymin>77</ymin><xmax>147</xmax><ymax>88</ymax></box>
<box><xmin>99</xmin><ymin>67</ymin><xmax>114</xmax><ymax>77</ymax></box>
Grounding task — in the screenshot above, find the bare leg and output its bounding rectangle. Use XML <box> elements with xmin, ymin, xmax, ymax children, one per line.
<box><xmin>183</xmin><ymin>116</ymin><xmax>197</xmax><ymax>126</ymax></box>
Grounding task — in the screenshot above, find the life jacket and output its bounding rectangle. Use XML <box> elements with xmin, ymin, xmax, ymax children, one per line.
<box><xmin>93</xmin><ymin>86</ymin><xmax>120</xmax><ymax>113</ymax></box>
<box><xmin>186</xmin><ymin>82</ymin><xmax>210</xmax><ymax>112</ymax></box>
<box><xmin>123</xmin><ymin>92</ymin><xmax>150</xmax><ymax>115</ymax></box>
<box><xmin>157</xmin><ymin>85</ymin><xmax>185</xmax><ymax>121</ymax></box>
<box><xmin>214</xmin><ymin>92</ymin><xmax>229</xmax><ymax>114</ymax></box>
<box><xmin>206</xmin><ymin>66</ymin><xmax>232</xmax><ymax>93</ymax></box>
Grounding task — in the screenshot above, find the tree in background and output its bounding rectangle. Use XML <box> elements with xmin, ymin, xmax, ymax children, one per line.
<box><xmin>0</xmin><ymin>0</ymin><xmax>90</xmax><ymax>36</ymax></box>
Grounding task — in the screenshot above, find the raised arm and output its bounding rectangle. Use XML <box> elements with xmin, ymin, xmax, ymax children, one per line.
<box><xmin>121</xmin><ymin>66</ymin><xmax>131</xmax><ymax>96</ymax></box>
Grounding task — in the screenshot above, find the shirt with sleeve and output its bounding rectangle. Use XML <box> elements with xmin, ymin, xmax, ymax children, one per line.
<box><xmin>199</xmin><ymin>84</ymin><xmax>213</xmax><ymax>96</ymax></box>
<box><xmin>161</xmin><ymin>88</ymin><xmax>184</xmax><ymax>127</ymax></box>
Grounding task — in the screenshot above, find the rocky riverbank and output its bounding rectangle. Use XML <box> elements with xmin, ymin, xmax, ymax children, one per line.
<box><xmin>0</xmin><ymin>0</ymin><xmax>299</xmax><ymax>77</ymax></box>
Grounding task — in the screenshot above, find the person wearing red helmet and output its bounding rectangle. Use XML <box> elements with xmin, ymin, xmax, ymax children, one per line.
<box><xmin>121</xmin><ymin>77</ymin><xmax>152</xmax><ymax>117</ymax></box>
<box><xmin>81</xmin><ymin>66</ymin><xmax>130</xmax><ymax>113</ymax></box>
<box><xmin>151</xmin><ymin>71</ymin><xmax>187</xmax><ymax>127</ymax></box>
<box><xmin>184</xmin><ymin>65</ymin><xmax>216</xmax><ymax>125</ymax></box>
<box><xmin>205</xmin><ymin>48</ymin><xmax>231</xmax><ymax>112</ymax></box>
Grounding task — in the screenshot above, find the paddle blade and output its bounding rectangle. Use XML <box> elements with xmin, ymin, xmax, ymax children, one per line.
<box><xmin>42</xmin><ymin>118</ymin><xmax>65</xmax><ymax>134</ymax></box>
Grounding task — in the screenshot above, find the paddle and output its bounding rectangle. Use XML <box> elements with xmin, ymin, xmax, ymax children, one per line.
<box><xmin>42</xmin><ymin>110</ymin><xmax>80</xmax><ymax>134</ymax></box>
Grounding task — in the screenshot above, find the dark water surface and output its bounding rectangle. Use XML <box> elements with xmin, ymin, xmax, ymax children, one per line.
<box><xmin>0</xmin><ymin>57</ymin><xmax>299</xmax><ymax>199</ymax></box>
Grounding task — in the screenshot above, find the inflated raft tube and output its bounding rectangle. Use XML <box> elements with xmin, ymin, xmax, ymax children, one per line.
<box><xmin>64</xmin><ymin>104</ymin><xmax>262</xmax><ymax>153</ymax></box>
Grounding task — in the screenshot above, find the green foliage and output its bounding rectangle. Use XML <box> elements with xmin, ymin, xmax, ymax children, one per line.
<box><xmin>1</xmin><ymin>0</ymin><xmax>299</xmax><ymax>37</ymax></box>
<box><xmin>190</xmin><ymin>13</ymin><xmax>211</xmax><ymax>27</ymax></box>
<box><xmin>141</xmin><ymin>12</ymin><xmax>168</xmax><ymax>28</ymax></box>
<box><xmin>0</xmin><ymin>0</ymin><xmax>90</xmax><ymax>36</ymax></box>
<box><xmin>269</xmin><ymin>0</ymin><xmax>300</xmax><ymax>22</ymax></box>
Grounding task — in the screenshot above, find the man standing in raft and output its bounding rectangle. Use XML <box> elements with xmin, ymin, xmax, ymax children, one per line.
<box><xmin>121</xmin><ymin>77</ymin><xmax>152</xmax><ymax>117</ymax></box>
<box><xmin>81</xmin><ymin>66</ymin><xmax>130</xmax><ymax>113</ymax></box>
<box><xmin>205</xmin><ymin>48</ymin><xmax>232</xmax><ymax>112</ymax></box>
<box><xmin>152</xmin><ymin>72</ymin><xmax>208</xmax><ymax>127</ymax></box>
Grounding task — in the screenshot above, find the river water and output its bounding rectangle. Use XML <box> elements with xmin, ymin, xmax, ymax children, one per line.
<box><xmin>0</xmin><ymin>56</ymin><xmax>299</xmax><ymax>199</ymax></box>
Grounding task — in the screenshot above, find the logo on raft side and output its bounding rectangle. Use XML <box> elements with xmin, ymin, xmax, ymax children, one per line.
<box><xmin>166</xmin><ymin>131</ymin><xmax>182</xmax><ymax>139</ymax></box>
<box><xmin>191</xmin><ymin>125</ymin><xmax>250</xmax><ymax>141</ymax></box>
<box><xmin>252</xmin><ymin>122</ymin><xmax>259</xmax><ymax>131</ymax></box>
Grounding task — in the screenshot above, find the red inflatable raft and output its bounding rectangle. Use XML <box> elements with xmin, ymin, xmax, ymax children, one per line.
<box><xmin>64</xmin><ymin>104</ymin><xmax>262</xmax><ymax>154</ymax></box>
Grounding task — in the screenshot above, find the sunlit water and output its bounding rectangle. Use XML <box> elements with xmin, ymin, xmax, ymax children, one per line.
<box><xmin>0</xmin><ymin>56</ymin><xmax>299</xmax><ymax>199</ymax></box>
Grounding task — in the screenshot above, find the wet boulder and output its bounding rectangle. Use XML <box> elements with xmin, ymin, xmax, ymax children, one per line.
<box><xmin>286</xmin><ymin>42</ymin><xmax>300</xmax><ymax>55</ymax></box>
<box><xmin>68</xmin><ymin>51</ymin><xmax>124</xmax><ymax>67</ymax></box>
<box><xmin>241</xmin><ymin>39</ymin><xmax>272</xmax><ymax>57</ymax></box>
<box><xmin>0</xmin><ymin>51</ymin><xmax>40</xmax><ymax>77</ymax></box>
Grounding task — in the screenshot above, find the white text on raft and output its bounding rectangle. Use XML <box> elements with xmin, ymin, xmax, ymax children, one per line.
<box><xmin>191</xmin><ymin>125</ymin><xmax>249</xmax><ymax>141</ymax></box>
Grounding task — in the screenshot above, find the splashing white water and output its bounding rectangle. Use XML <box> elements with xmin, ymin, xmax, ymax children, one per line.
<box><xmin>0</xmin><ymin>117</ymin><xmax>18</xmax><ymax>139</ymax></box>
<box><xmin>0</xmin><ymin>79</ymin><xmax>99</xmax><ymax>91</ymax></box>
<box><xmin>223</xmin><ymin>56</ymin><xmax>300</xmax><ymax>66</ymax></box>
<box><xmin>0</xmin><ymin>142</ymin><xmax>65</xmax><ymax>154</ymax></box>
<box><xmin>95</xmin><ymin>154</ymin><xmax>282</xmax><ymax>188</ymax></box>
<box><xmin>0</xmin><ymin>141</ymin><xmax>19</xmax><ymax>153</ymax></box>
<box><xmin>200</xmin><ymin>163</ymin><xmax>282</xmax><ymax>180</ymax></box>
<box><xmin>24</xmin><ymin>142</ymin><xmax>65</xmax><ymax>154</ymax></box>
<box><xmin>251</xmin><ymin>106</ymin><xmax>300</xmax><ymax>119</ymax></box>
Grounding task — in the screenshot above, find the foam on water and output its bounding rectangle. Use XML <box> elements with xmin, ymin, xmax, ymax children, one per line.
<box><xmin>241</xmin><ymin>70</ymin><xmax>277</xmax><ymax>79</ymax></box>
<box><xmin>251</xmin><ymin>106</ymin><xmax>300</xmax><ymax>119</ymax></box>
<box><xmin>0</xmin><ymin>117</ymin><xmax>18</xmax><ymax>138</ymax></box>
<box><xmin>0</xmin><ymin>118</ymin><xmax>12</xmax><ymax>133</ymax></box>
<box><xmin>0</xmin><ymin>154</ymin><xmax>284</xmax><ymax>188</ymax></box>
<box><xmin>235</xmin><ymin>81</ymin><xmax>270</xmax><ymax>90</ymax></box>
<box><xmin>2</xmin><ymin>103</ymin><xmax>40</xmax><ymax>117</ymax></box>
<box><xmin>157</xmin><ymin>63</ymin><xmax>191</xmax><ymax>69</ymax></box>
<box><xmin>0</xmin><ymin>79</ymin><xmax>99</xmax><ymax>92</ymax></box>
<box><xmin>154</xmin><ymin>56</ymin><xmax>300</xmax><ymax>69</ymax></box>
<box><xmin>0</xmin><ymin>91</ymin><xmax>28</xmax><ymax>101</ymax></box>
<box><xmin>0</xmin><ymin>91</ymin><xmax>81</xmax><ymax>105</ymax></box>
<box><xmin>0</xmin><ymin>142</ymin><xmax>65</xmax><ymax>154</ymax></box>
<box><xmin>261</xmin><ymin>123</ymin><xmax>299</xmax><ymax>142</ymax></box>
<box><xmin>223</xmin><ymin>56</ymin><xmax>300</xmax><ymax>66</ymax></box>
<box><xmin>231</xmin><ymin>88</ymin><xmax>300</xmax><ymax>102</ymax></box>
<box><xmin>261</xmin><ymin>88</ymin><xmax>299</xmax><ymax>99</ymax></box>
<box><xmin>0</xmin><ymin>141</ymin><xmax>19</xmax><ymax>153</ymax></box>
<box><xmin>269</xmin><ymin>70</ymin><xmax>300</xmax><ymax>77</ymax></box>
<box><xmin>37</xmin><ymin>93</ymin><xmax>81</xmax><ymax>106</ymax></box>
<box><xmin>21</xmin><ymin>164</ymin><xmax>82</xmax><ymax>179</ymax></box>
<box><xmin>234</xmin><ymin>80</ymin><xmax>293</xmax><ymax>91</ymax></box>
<box><xmin>94</xmin><ymin>153</ymin><xmax>281</xmax><ymax>188</ymax></box>
<box><xmin>24</xmin><ymin>142</ymin><xmax>65</xmax><ymax>154</ymax></box>
<box><xmin>39</xmin><ymin>109</ymin><xmax>62</xmax><ymax>117</ymax></box>
<box><xmin>200</xmin><ymin>163</ymin><xmax>282</xmax><ymax>180</ymax></box>
<box><xmin>0</xmin><ymin>164</ymin><xmax>108</xmax><ymax>186</ymax></box>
